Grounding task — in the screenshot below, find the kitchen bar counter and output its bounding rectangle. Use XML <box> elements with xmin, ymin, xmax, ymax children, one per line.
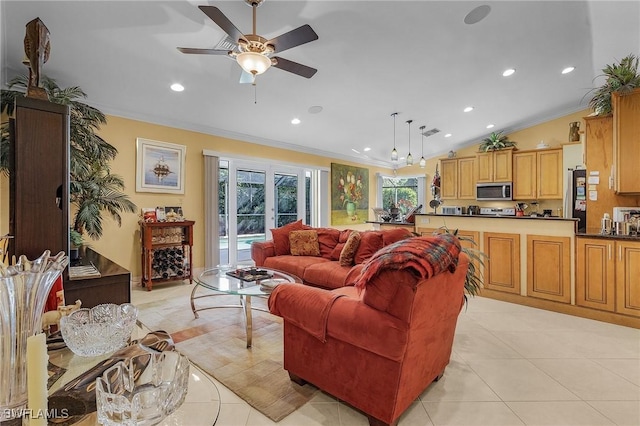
<box><xmin>366</xmin><ymin>220</ymin><xmax>415</xmax><ymax>227</ymax></box>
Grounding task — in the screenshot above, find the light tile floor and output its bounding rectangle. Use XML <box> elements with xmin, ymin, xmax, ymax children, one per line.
<box><xmin>132</xmin><ymin>282</ymin><xmax>640</xmax><ymax>426</ymax></box>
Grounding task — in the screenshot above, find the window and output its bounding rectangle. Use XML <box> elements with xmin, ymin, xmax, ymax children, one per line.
<box><xmin>381</xmin><ymin>177</ymin><xmax>422</xmax><ymax>214</ymax></box>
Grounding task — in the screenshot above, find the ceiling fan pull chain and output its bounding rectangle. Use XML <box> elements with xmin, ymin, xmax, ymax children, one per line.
<box><xmin>254</xmin><ymin>83</ymin><xmax>258</xmax><ymax>104</ymax></box>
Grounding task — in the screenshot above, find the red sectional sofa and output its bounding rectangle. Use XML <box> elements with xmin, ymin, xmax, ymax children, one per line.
<box><xmin>267</xmin><ymin>233</ymin><xmax>469</xmax><ymax>426</ymax></box>
<box><xmin>250</xmin><ymin>220</ymin><xmax>414</xmax><ymax>288</ymax></box>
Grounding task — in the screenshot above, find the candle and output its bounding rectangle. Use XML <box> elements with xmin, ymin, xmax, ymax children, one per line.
<box><xmin>27</xmin><ymin>332</ymin><xmax>48</xmax><ymax>426</ymax></box>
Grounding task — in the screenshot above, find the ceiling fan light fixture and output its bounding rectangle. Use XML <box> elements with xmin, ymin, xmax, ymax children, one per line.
<box><xmin>237</xmin><ymin>51</ymin><xmax>272</xmax><ymax>75</ymax></box>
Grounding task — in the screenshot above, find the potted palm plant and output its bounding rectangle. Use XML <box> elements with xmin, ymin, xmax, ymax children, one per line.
<box><xmin>479</xmin><ymin>131</ymin><xmax>517</xmax><ymax>152</ymax></box>
<box><xmin>1</xmin><ymin>75</ymin><xmax>136</xmax><ymax>242</ymax></box>
<box><xmin>588</xmin><ymin>54</ymin><xmax>640</xmax><ymax>116</ymax></box>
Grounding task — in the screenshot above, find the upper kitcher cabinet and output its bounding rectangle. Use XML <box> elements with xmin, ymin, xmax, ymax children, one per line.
<box><xmin>612</xmin><ymin>88</ymin><xmax>640</xmax><ymax>194</ymax></box>
<box><xmin>476</xmin><ymin>148</ymin><xmax>514</xmax><ymax>183</ymax></box>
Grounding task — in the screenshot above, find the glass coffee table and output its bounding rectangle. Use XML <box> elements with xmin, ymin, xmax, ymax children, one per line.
<box><xmin>191</xmin><ymin>266</ymin><xmax>301</xmax><ymax>348</ymax></box>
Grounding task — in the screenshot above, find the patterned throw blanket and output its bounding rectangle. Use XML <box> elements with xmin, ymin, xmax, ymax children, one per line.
<box><xmin>354</xmin><ymin>233</ymin><xmax>461</xmax><ymax>291</ymax></box>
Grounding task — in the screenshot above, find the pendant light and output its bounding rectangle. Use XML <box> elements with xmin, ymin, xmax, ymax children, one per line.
<box><xmin>419</xmin><ymin>125</ymin><xmax>426</xmax><ymax>168</ymax></box>
<box><xmin>406</xmin><ymin>119</ymin><xmax>413</xmax><ymax>166</ymax></box>
<box><xmin>391</xmin><ymin>112</ymin><xmax>399</xmax><ymax>162</ymax></box>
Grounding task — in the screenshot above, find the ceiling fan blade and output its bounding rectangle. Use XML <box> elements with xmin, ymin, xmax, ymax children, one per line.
<box><xmin>177</xmin><ymin>47</ymin><xmax>230</xmax><ymax>55</ymax></box>
<box><xmin>198</xmin><ymin>6</ymin><xmax>247</xmax><ymax>45</ymax></box>
<box><xmin>272</xmin><ymin>57</ymin><xmax>317</xmax><ymax>79</ymax></box>
<box><xmin>266</xmin><ymin>24</ymin><xmax>318</xmax><ymax>54</ymax></box>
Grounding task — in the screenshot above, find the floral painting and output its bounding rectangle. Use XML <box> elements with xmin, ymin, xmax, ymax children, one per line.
<box><xmin>331</xmin><ymin>163</ymin><xmax>369</xmax><ymax>225</ymax></box>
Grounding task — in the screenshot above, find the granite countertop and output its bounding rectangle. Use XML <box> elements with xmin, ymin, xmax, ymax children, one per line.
<box><xmin>418</xmin><ymin>213</ymin><xmax>578</xmax><ymax>221</ymax></box>
<box><xmin>576</xmin><ymin>228</ymin><xmax>640</xmax><ymax>240</ymax></box>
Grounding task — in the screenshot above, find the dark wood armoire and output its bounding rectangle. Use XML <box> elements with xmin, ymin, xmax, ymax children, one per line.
<box><xmin>9</xmin><ymin>96</ymin><xmax>70</xmax><ymax>260</ymax></box>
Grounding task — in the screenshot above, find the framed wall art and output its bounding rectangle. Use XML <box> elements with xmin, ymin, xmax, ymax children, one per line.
<box><xmin>136</xmin><ymin>138</ymin><xmax>186</xmax><ymax>194</ymax></box>
<box><xmin>331</xmin><ymin>163</ymin><xmax>369</xmax><ymax>225</ymax></box>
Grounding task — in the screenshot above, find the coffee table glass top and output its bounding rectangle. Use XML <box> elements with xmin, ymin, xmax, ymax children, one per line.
<box><xmin>195</xmin><ymin>266</ymin><xmax>301</xmax><ymax>296</ymax></box>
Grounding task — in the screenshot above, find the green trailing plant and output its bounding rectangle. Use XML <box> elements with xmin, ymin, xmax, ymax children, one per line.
<box><xmin>479</xmin><ymin>131</ymin><xmax>517</xmax><ymax>152</ymax></box>
<box><xmin>1</xmin><ymin>75</ymin><xmax>136</xmax><ymax>240</ymax></box>
<box><xmin>588</xmin><ymin>54</ymin><xmax>640</xmax><ymax>116</ymax></box>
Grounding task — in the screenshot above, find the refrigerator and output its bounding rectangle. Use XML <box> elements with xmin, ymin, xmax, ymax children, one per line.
<box><xmin>564</xmin><ymin>168</ymin><xmax>587</xmax><ymax>232</ymax></box>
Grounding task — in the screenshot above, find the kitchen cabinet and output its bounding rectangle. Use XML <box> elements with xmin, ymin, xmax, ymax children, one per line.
<box><xmin>576</xmin><ymin>237</ymin><xmax>640</xmax><ymax>317</ymax></box>
<box><xmin>615</xmin><ymin>240</ymin><xmax>640</xmax><ymax>317</ymax></box>
<box><xmin>483</xmin><ymin>232</ymin><xmax>520</xmax><ymax>294</ymax></box>
<box><xmin>583</xmin><ymin>116</ymin><xmax>640</xmax><ymax>230</ymax></box>
<box><xmin>526</xmin><ymin>235</ymin><xmax>571</xmax><ymax>303</ymax></box>
<box><xmin>140</xmin><ymin>220</ymin><xmax>194</xmax><ymax>291</ymax></box>
<box><xmin>440</xmin><ymin>159</ymin><xmax>457</xmax><ymax>199</ymax></box>
<box><xmin>612</xmin><ymin>88</ymin><xmax>640</xmax><ymax>194</ymax></box>
<box><xmin>440</xmin><ymin>156</ymin><xmax>476</xmax><ymax>200</ymax></box>
<box><xmin>476</xmin><ymin>149</ymin><xmax>513</xmax><ymax>183</ymax></box>
<box><xmin>576</xmin><ymin>238</ymin><xmax>615</xmax><ymax>312</ymax></box>
<box><xmin>513</xmin><ymin>148</ymin><xmax>563</xmax><ymax>200</ymax></box>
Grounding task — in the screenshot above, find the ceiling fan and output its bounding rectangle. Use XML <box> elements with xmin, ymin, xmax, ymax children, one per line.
<box><xmin>178</xmin><ymin>0</ymin><xmax>318</xmax><ymax>82</ymax></box>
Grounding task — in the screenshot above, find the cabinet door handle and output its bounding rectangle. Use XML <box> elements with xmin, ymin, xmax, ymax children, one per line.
<box><xmin>608</xmin><ymin>244</ymin><xmax>612</xmax><ymax>261</ymax></box>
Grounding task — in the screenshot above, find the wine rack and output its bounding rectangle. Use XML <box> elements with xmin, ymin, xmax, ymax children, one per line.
<box><xmin>140</xmin><ymin>220</ymin><xmax>194</xmax><ymax>291</ymax></box>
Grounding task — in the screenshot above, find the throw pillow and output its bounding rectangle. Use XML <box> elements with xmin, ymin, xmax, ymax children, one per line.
<box><xmin>289</xmin><ymin>230</ymin><xmax>320</xmax><ymax>256</ymax></box>
<box><xmin>354</xmin><ymin>231</ymin><xmax>384</xmax><ymax>264</ymax></box>
<box><xmin>317</xmin><ymin>228</ymin><xmax>340</xmax><ymax>259</ymax></box>
<box><xmin>339</xmin><ymin>231</ymin><xmax>361</xmax><ymax>266</ymax></box>
<box><xmin>271</xmin><ymin>220</ymin><xmax>311</xmax><ymax>255</ymax></box>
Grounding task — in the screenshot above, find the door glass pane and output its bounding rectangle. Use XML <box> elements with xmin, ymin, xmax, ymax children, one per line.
<box><xmin>218</xmin><ymin>164</ymin><xmax>229</xmax><ymax>264</ymax></box>
<box><xmin>275</xmin><ymin>173</ymin><xmax>297</xmax><ymax>227</ymax></box>
<box><xmin>237</xmin><ymin>170</ymin><xmax>265</xmax><ymax>262</ymax></box>
<box><xmin>305</xmin><ymin>171</ymin><xmax>312</xmax><ymax>225</ymax></box>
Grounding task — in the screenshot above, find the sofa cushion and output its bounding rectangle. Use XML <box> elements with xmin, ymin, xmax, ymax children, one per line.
<box><xmin>381</xmin><ymin>227</ymin><xmax>414</xmax><ymax>246</ymax></box>
<box><xmin>271</xmin><ymin>220</ymin><xmax>311</xmax><ymax>256</ymax></box>
<box><xmin>303</xmin><ymin>261</ymin><xmax>355</xmax><ymax>290</ymax></box>
<box><xmin>316</xmin><ymin>228</ymin><xmax>340</xmax><ymax>259</ymax></box>
<box><xmin>289</xmin><ymin>230</ymin><xmax>320</xmax><ymax>256</ymax></box>
<box><xmin>354</xmin><ymin>231</ymin><xmax>384</xmax><ymax>264</ymax></box>
<box><xmin>330</xmin><ymin>243</ymin><xmax>346</xmax><ymax>260</ymax></box>
<box><xmin>264</xmin><ymin>255</ymin><xmax>329</xmax><ymax>281</ymax></box>
<box><xmin>339</xmin><ymin>231</ymin><xmax>361</xmax><ymax>266</ymax></box>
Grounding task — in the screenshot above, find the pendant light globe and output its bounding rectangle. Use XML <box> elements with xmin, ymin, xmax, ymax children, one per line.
<box><xmin>406</xmin><ymin>119</ymin><xmax>413</xmax><ymax>166</ymax></box>
<box><xmin>390</xmin><ymin>112</ymin><xmax>399</xmax><ymax>162</ymax></box>
<box><xmin>419</xmin><ymin>125</ymin><xmax>427</xmax><ymax>168</ymax></box>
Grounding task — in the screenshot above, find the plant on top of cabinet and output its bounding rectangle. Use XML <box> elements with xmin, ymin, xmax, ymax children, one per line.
<box><xmin>479</xmin><ymin>131</ymin><xmax>517</xmax><ymax>152</ymax></box>
<box><xmin>588</xmin><ymin>53</ymin><xmax>640</xmax><ymax>116</ymax></box>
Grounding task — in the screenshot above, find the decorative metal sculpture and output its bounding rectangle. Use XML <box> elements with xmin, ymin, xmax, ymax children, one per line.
<box><xmin>23</xmin><ymin>17</ymin><xmax>51</xmax><ymax>99</ymax></box>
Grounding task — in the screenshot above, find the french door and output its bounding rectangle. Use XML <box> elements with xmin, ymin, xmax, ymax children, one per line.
<box><xmin>219</xmin><ymin>159</ymin><xmax>306</xmax><ymax>265</ymax></box>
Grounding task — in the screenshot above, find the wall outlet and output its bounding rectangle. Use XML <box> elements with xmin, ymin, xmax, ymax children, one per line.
<box><xmin>417</xmin><ymin>217</ymin><xmax>430</xmax><ymax>225</ymax></box>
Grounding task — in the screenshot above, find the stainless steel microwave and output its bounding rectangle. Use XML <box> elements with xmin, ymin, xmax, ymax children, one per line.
<box><xmin>476</xmin><ymin>182</ymin><xmax>513</xmax><ymax>201</ymax></box>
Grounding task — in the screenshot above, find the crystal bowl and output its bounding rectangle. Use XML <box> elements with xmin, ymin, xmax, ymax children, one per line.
<box><xmin>96</xmin><ymin>351</ymin><xmax>190</xmax><ymax>426</ymax></box>
<box><xmin>60</xmin><ymin>303</ymin><xmax>138</xmax><ymax>356</ymax></box>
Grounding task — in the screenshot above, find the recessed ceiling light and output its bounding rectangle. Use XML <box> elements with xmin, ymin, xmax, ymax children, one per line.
<box><xmin>502</xmin><ymin>68</ymin><xmax>516</xmax><ymax>77</ymax></box>
<box><xmin>562</xmin><ymin>66</ymin><xmax>575</xmax><ymax>74</ymax></box>
<box><xmin>464</xmin><ymin>106</ymin><xmax>474</xmax><ymax>112</ymax></box>
<box><xmin>444</xmin><ymin>133</ymin><xmax>452</xmax><ymax>138</ymax></box>
<box><xmin>363</xmin><ymin>147</ymin><xmax>371</xmax><ymax>152</ymax></box>
<box><xmin>291</xmin><ymin>118</ymin><xmax>301</xmax><ymax>125</ymax></box>
<box><xmin>486</xmin><ymin>124</ymin><xmax>495</xmax><ymax>129</ymax></box>
<box><xmin>170</xmin><ymin>83</ymin><xmax>184</xmax><ymax>92</ymax></box>
<box><xmin>308</xmin><ymin>105</ymin><xmax>323</xmax><ymax>114</ymax></box>
<box><xmin>351</xmin><ymin>149</ymin><xmax>360</xmax><ymax>154</ymax></box>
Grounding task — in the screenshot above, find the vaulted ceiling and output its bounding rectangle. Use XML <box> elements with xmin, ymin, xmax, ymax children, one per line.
<box><xmin>2</xmin><ymin>1</ymin><xmax>639</xmax><ymax>167</ymax></box>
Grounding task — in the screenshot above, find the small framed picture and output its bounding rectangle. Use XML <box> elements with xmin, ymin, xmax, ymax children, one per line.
<box><xmin>141</xmin><ymin>207</ymin><xmax>157</xmax><ymax>222</ymax></box>
<box><xmin>136</xmin><ymin>138</ymin><xmax>186</xmax><ymax>194</ymax></box>
<box><xmin>164</xmin><ymin>206</ymin><xmax>184</xmax><ymax>222</ymax></box>
<box><xmin>155</xmin><ymin>207</ymin><xmax>167</xmax><ymax>222</ymax></box>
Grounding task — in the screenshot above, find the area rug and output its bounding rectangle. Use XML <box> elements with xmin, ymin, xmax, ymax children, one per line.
<box><xmin>136</xmin><ymin>292</ymin><xmax>319</xmax><ymax>422</ymax></box>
